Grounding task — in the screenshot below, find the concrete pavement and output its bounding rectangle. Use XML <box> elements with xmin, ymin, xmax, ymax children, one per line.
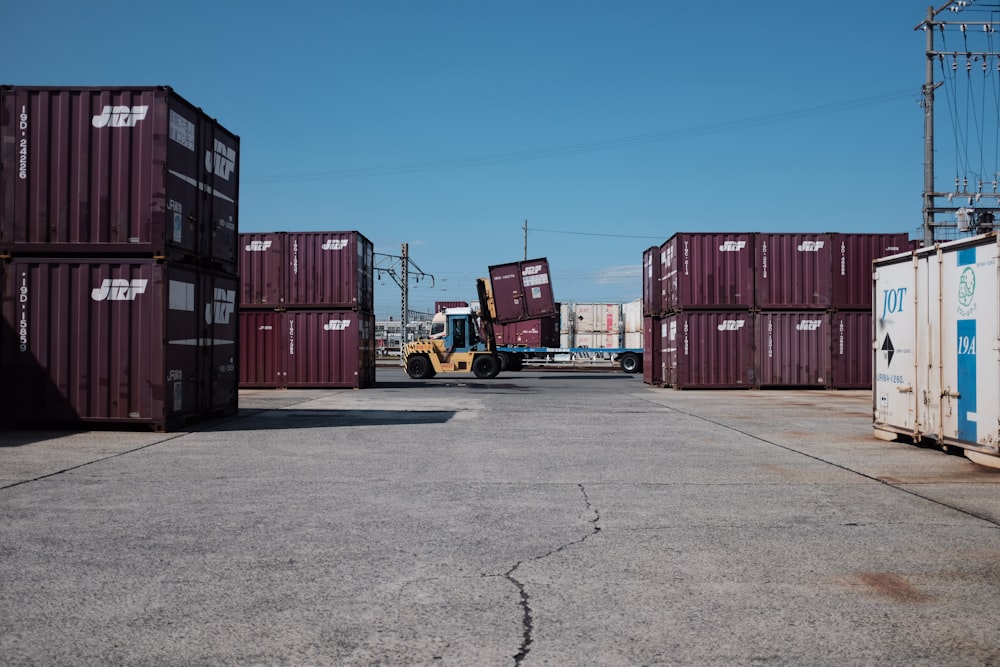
<box><xmin>3</xmin><ymin>368</ymin><xmax>1000</xmax><ymax>665</ymax></box>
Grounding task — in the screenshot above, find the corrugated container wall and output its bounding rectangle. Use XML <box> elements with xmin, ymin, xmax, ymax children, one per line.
<box><xmin>642</xmin><ymin>246</ymin><xmax>662</xmax><ymax>316</ymax></box>
<box><xmin>831</xmin><ymin>233</ymin><xmax>915</xmax><ymax>309</ymax></box>
<box><xmin>755</xmin><ymin>311</ymin><xmax>831</xmax><ymax>388</ymax></box>
<box><xmin>239</xmin><ymin>309</ymin><xmax>374</xmax><ymax>389</ymax></box>
<box><xmin>661</xmin><ymin>233</ymin><xmax>755</xmax><ymax>311</ymax></box>
<box><xmin>623</xmin><ymin>299</ymin><xmax>643</xmax><ymax>349</ymax></box>
<box><xmin>495</xmin><ymin>316</ymin><xmax>559</xmax><ymax>348</ymax></box>
<box><xmin>0</xmin><ymin>258</ymin><xmax>238</xmax><ymax>430</ymax></box>
<box><xmin>643</xmin><ymin>317</ymin><xmax>663</xmax><ymax>386</ymax></box>
<box><xmin>488</xmin><ymin>258</ymin><xmax>557</xmax><ymax>323</ymax></box>
<box><xmin>573</xmin><ymin>303</ymin><xmax>622</xmax><ymax>334</ymax></box>
<box><xmin>830</xmin><ymin>310</ymin><xmax>872</xmax><ymax>389</ymax></box>
<box><xmin>238</xmin><ymin>231</ymin><xmax>374</xmax><ymax>311</ymax></box>
<box><xmin>1</xmin><ymin>86</ymin><xmax>239</xmax><ymax>268</ymax></box>
<box><xmin>755</xmin><ymin>233</ymin><xmax>833</xmax><ymax>309</ymax></box>
<box><xmin>239</xmin><ymin>232</ymin><xmax>284</xmax><ymax>307</ymax></box>
<box><xmin>663</xmin><ymin>311</ymin><xmax>755</xmax><ymax>389</ymax></box>
<box><xmin>284</xmin><ymin>232</ymin><xmax>374</xmax><ymax>311</ymax></box>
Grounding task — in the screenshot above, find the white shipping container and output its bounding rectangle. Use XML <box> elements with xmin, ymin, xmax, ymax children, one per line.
<box><xmin>622</xmin><ymin>299</ymin><xmax>643</xmax><ymax>335</ymax></box>
<box><xmin>560</xmin><ymin>303</ymin><xmax>573</xmax><ymax>334</ymax></box>
<box><xmin>624</xmin><ymin>331</ymin><xmax>643</xmax><ymax>349</ymax></box>
<box><xmin>873</xmin><ymin>233</ymin><xmax>1000</xmax><ymax>465</ymax></box>
<box><xmin>573</xmin><ymin>332</ymin><xmax>622</xmax><ymax>349</ymax></box>
<box><xmin>573</xmin><ymin>303</ymin><xmax>622</xmax><ymax>334</ymax></box>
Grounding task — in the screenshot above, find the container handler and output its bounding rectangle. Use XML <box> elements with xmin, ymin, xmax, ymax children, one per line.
<box><xmin>403</xmin><ymin>278</ymin><xmax>503</xmax><ymax>379</ymax></box>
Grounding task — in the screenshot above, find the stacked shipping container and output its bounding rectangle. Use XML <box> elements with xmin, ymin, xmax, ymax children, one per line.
<box><xmin>642</xmin><ymin>232</ymin><xmax>913</xmax><ymax>389</ymax></box>
<box><xmin>238</xmin><ymin>231</ymin><xmax>375</xmax><ymax>389</ymax></box>
<box><xmin>0</xmin><ymin>86</ymin><xmax>240</xmax><ymax>430</ymax></box>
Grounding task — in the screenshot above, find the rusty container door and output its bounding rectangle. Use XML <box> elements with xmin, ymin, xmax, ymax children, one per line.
<box><xmin>662</xmin><ymin>233</ymin><xmax>755</xmax><ymax>312</ymax></box>
<box><xmin>0</xmin><ymin>86</ymin><xmax>239</xmax><ymax>265</ymax></box>
<box><xmin>488</xmin><ymin>258</ymin><xmax>557</xmax><ymax>323</ymax></box>
<box><xmin>755</xmin><ymin>233</ymin><xmax>833</xmax><ymax>309</ymax></box>
<box><xmin>664</xmin><ymin>311</ymin><xmax>755</xmax><ymax>389</ymax></box>
<box><xmin>756</xmin><ymin>311</ymin><xmax>831</xmax><ymax>387</ymax></box>
<box><xmin>284</xmin><ymin>231</ymin><xmax>374</xmax><ymax>310</ymax></box>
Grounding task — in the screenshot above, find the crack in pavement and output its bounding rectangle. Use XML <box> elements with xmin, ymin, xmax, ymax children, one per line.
<box><xmin>501</xmin><ymin>483</ymin><xmax>602</xmax><ymax>666</ymax></box>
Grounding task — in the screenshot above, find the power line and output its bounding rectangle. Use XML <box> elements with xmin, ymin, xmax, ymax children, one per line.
<box><xmin>245</xmin><ymin>89</ymin><xmax>917</xmax><ymax>184</ymax></box>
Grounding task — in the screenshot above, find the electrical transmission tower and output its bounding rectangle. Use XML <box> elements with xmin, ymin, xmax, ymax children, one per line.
<box><xmin>918</xmin><ymin>1</ymin><xmax>1000</xmax><ymax>244</ymax></box>
<box><xmin>374</xmin><ymin>244</ymin><xmax>434</xmax><ymax>357</ymax></box>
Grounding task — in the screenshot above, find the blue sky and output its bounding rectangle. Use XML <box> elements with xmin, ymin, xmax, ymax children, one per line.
<box><xmin>3</xmin><ymin>2</ymin><xmax>980</xmax><ymax>318</ymax></box>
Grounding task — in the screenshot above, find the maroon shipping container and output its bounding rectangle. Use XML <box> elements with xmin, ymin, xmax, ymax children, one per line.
<box><xmin>0</xmin><ymin>258</ymin><xmax>237</xmax><ymax>430</ymax></box>
<box><xmin>831</xmin><ymin>233</ymin><xmax>914</xmax><ymax>309</ymax></box>
<box><xmin>239</xmin><ymin>309</ymin><xmax>375</xmax><ymax>389</ymax></box>
<box><xmin>494</xmin><ymin>316</ymin><xmax>560</xmax><ymax>347</ymax></box>
<box><xmin>663</xmin><ymin>311</ymin><xmax>755</xmax><ymax>389</ymax></box>
<box><xmin>239</xmin><ymin>310</ymin><xmax>283</xmax><ymax>388</ymax></box>
<box><xmin>755</xmin><ymin>311</ymin><xmax>831</xmax><ymax>388</ymax></box>
<box><xmin>488</xmin><ymin>258</ymin><xmax>557</xmax><ymax>324</ymax></box>
<box><xmin>660</xmin><ymin>233</ymin><xmax>755</xmax><ymax>312</ymax></box>
<box><xmin>0</xmin><ymin>86</ymin><xmax>239</xmax><ymax>266</ymax></box>
<box><xmin>434</xmin><ymin>300</ymin><xmax>468</xmax><ymax>313</ymax></box>
<box><xmin>238</xmin><ymin>231</ymin><xmax>374</xmax><ymax>311</ymax></box>
<box><xmin>643</xmin><ymin>316</ymin><xmax>663</xmax><ymax>386</ymax></box>
<box><xmin>830</xmin><ymin>310</ymin><xmax>872</xmax><ymax>389</ymax></box>
<box><xmin>642</xmin><ymin>246</ymin><xmax>662</xmax><ymax>316</ymax></box>
<box><xmin>755</xmin><ymin>233</ymin><xmax>833</xmax><ymax>309</ymax></box>
<box><xmin>239</xmin><ymin>232</ymin><xmax>284</xmax><ymax>307</ymax></box>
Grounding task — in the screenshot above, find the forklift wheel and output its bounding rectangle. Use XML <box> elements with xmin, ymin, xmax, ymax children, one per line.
<box><xmin>472</xmin><ymin>355</ymin><xmax>499</xmax><ymax>379</ymax></box>
<box><xmin>406</xmin><ymin>355</ymin><xmax>434</xmax><ymax>380</ymax></box>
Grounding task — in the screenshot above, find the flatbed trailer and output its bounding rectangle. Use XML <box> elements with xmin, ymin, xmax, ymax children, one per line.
<box><xmin>496</xmin><ymin>346</ymin><xmax>643</xmax><ymax>373</ymax></box>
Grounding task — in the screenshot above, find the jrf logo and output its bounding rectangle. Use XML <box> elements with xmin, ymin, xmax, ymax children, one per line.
<box><xmin>523</xmin><ymin>265</ymin><xmax>543</xmax><ymax>276</ymax></box>
<box><xmin>205</xmin><ymin>140</ymin><xmax>237</xmax><ymax>181</ymax></box>
<box><xmin>796</xmin><ymin>320</ymin><xmax>823</xmax><ymax>331</ymax></box>
<box><xmin>797</xmin><ymin>241</ymin><xmax>825</xmax><ymax>252</ymax></box>
<box><xmin>92</xmin><ymin>279</ymin><xmax>148</xmax><ymax>301</ymax></box>
<box><xmin>92</xmin><ymin>106</ymin><xmax>148</xmax><ymax>128</ymax></box>
<box><xmin>717</xmin><ymin>320</ymin><xmax>745</xmax><ymax>331</ymax></box>
<box><xmin>245</xmin><ymin>240</ymin><xmax>272</xmax><ymax>251</ymax></box>
<box><xmin>719</xmin><ymin>241</ymin><xmax>746</xmax><ymax>252</ymax></box>
<box><xmin>206</xmin><ymin>289</ymin><xmax>236</xmax><ymax>325</ymax></box>
<box><xmin>321</xmin><ymin>239</ymin><xmax>348</xmax><ymax>250</ymax></box>
<box><xmin>324</xmin><ymin>320</ymin><xmax>352</xmax><ymax>331</ymax></box>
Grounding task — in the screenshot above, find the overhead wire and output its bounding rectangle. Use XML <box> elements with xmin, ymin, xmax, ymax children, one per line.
<box><xmin>244</xmin><ymin>89</ymin><xmax>917</xmax><ymax>184</ymax></box>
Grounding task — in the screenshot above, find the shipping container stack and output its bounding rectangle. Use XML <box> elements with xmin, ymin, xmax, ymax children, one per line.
<box><xmin>643</xmin><ymin>232</ymin><xmax>914</xmax><ymax>390</ymax></box>
<box><xmin>238</xmin><ymin>231</ymin><xmax>375</xmax><ymax>389</ymax></box>
<box><xmin>0</xmin><ymin>86</ymin><xmax>240</xmax><ymax>430</ymax></box>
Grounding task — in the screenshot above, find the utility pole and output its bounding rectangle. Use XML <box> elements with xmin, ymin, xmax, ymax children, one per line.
<box><xmin>400</xmin><ymin>242</ymin><xmax>409</xmax><ymax>361</ymax></box>
<box><xmin>523</xmin><ymin>219</ymin><xmax>528</xmax><ymax>260</ymax></box>
<box><xmin>916</xmin><ymin>2</ymin><xmax>1000</xmax><ymax>244</ymax></box>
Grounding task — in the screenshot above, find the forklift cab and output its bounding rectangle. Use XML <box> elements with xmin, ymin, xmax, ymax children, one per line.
<box><xmin>445</xmin><ymin>312</ymin><xmax>481</xmax><ymax>352</ymax></box>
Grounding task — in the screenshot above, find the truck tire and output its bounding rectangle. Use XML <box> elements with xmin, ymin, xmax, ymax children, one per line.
<box><xmin>472</xmin><ymin>355</ymin><xmax>499</xmax><ymax>379</ymax></box>
<box><xmin>496</xmin><ymin>351</ymin><xmax>511</xmax><ymax>371</ymax></box>
<box><xmin>619</xmin><ymin>352</ymin><xmax>641</xmax><ymax>374</ymax></box>
<box><xmin>406</xmin><ymin>355</ymin><xmax>434</xmax><ymax>379</ymax></box>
